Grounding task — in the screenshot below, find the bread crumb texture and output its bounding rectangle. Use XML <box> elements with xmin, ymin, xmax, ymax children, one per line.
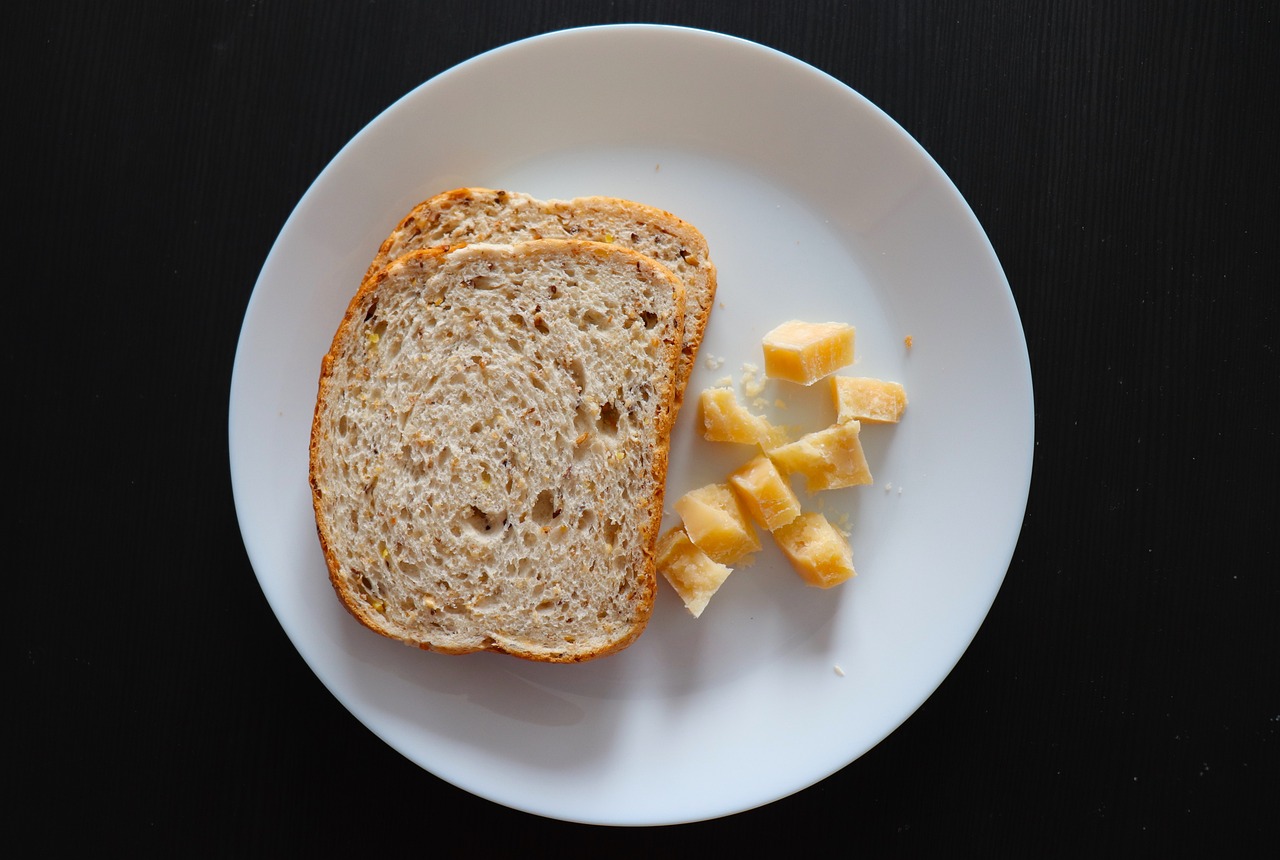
<box><xmin>369</xmin><ymin>188</ymin><xmax>717</xmax><ymax>411</ymax></box>
<box><xmin>311</xmin><ymin>240</ymin><xmax>685</xmax><ymax>661</ymax></box>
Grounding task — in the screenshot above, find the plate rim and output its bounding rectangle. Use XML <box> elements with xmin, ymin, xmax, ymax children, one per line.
<box><xmin>229</xmin><ymin>22</ymin><xmax>1034</xmax><ymax>826</ymax></box>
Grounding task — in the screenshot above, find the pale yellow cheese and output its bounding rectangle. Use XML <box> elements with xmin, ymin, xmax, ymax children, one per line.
<box><xmin>728</xmin><ymin>455</ymin><xmax>802</xmax><ymax>532</ymax></box>
<box><xmin>761</xmin><ymin>320</ymin><xmax>855</xmax><ymax>385</ymax></box>
<box><xmin>673</xmin><ymin>482</ymin><xmax>761</xmax><ymax>565</ymax></box>
<box><xmin>832</xmin><ymin>376</ymin><xmax>908</xmax><ymax>424</ymax></box>
<box><xmin>767</xmin><ymin>420</ymin><xmax>873</xmax><ymax>491</ymax></box>
<box><xmin>656</xmin><ymin>528</ymin><xmax>733</xmax><ymax>618</ymax></box>
<box><xmin>698</xmin><ymin>387</ymin><xmax>785</xmax><ymax>447</ymax></box>
<box><xmin>773</xmin><ymin>512</ymin><xmax>856</xmax><ymax>588</ymax></box>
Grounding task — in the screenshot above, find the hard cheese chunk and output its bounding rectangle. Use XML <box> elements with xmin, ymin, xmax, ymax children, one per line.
<box><xmin>728</xmin><ymin>455</ymin><xmax>802</xmax><ymax>532</ymax></box>
<box><xmin>767</xmin><ymin>420</ymin><xmax>873</xmax><ymax>491</ymax></box>
<box><xmin>773</xmin><ymin>512</ymin><xmax>856</xmax><ymax>588</ymax></box>
<box><xmin>699</xmin><ymin>387</ymin><xmax>783</xmax><ymax>447</ymax></box>
<box><xmin>762</xmin><ymin>320</ymin><xmax>855</xmax><ymax>385</ymax></box>
<box><xmin>832</xmin><ymin>376</ymin><xmax>908</xmax><ymax>424</ymax></box>
<box><xmin>673</xmin><ymin>482</ymin><xmax>761</xmax><ymax>565</ymax></box>
<box><xmin>656</xmin><ymin>528</ymin><xmax>733</xmax><ymax>618</ymax></box>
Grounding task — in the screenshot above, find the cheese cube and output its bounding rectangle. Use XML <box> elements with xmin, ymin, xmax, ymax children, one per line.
<box><xmin>773</xmin><ymin>512</ymin><xmax>856</xmax><ymax>588</ymax></box>
<box><xmin>673</xmin><ymin>482</ymin><xmax>761</xmax><ymax>565</ymax></box>
<box><xmin>728</xmin><ymin>455</ymin><xmax>802</xmax><ymax>532</ymax></box>
<box><xmin>656</xmin><ymin>528</ymin><xmax>733</xmax><ymax>618</ymax></box>
<box><xmin>767</xmin><ymin>421</ymin><xmax>873</xmax><ymax>491</ymax></box>
<box><xmin>698</xmin><ymin>387</ymin><xmax>783</xmax><ymax>447</ymax></box>
<box><xmin>761</xmin><ymin>320</ymin><xmax>855</xmax><ymax>385</ymax></box>
<box><xmin>832</xmin><ymin>376</ymin><xmax>908</xmax><ymax>424</ymax></box>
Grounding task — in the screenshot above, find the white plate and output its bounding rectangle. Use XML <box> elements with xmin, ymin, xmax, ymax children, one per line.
<box><xmin>230</xmin><ymin>25</ymin><xmax>1033</xmax><ymax>826</ymax></box>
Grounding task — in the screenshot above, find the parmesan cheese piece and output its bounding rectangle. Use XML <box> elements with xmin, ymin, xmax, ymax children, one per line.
<box><xmin>728</xmin><ymin>455</ymin><xmax>802</xmax><ymax>532</ymax></box>
<box><xmin>698</xmin><ymin>387</ymin><xmax>784</xmax><ymax>447</ymax></box>
<box><xmin>761</xmin><ymin>320</ymin><xmax>855</xmax><ymax>385</ymax></box>
<box><xmin>673</xmin><ymin>482</ymin><xmax>761</xmax><ymax>565</ymax></box>
<box><xmin>655</xmin><ymin>528</ymin><xmax>733</xmax><ymax>618</ymax></box>
<box><xmin>767</xmin><ymin>420</ymin><xmax>873</xmax><ymax>491</ymax></box>
<box><xmin>773</xmin><ymin>512</ymin><xmax>856</xmax><ymax>588</ymax></box>
<box><xmin>832</xmin><ymin>376</ymin><xmax>908</xmax><ymax>424</ymax></box>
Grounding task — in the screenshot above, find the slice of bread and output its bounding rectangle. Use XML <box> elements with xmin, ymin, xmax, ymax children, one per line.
<box><xmin>367</xmin><ymin>187</ymin><xmax>716</xmax><ymax>409</ymax></box>
<box><xmin>310</xmin><ymin>239</ymin><xmax>686</xmax><ymax>662</ymax></box>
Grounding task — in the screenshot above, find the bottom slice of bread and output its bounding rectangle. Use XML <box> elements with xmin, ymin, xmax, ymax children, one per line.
<box><xmin>309</xmin><ymin>240</ymin><xmax>686</xmax><ymax>662</ymax></box>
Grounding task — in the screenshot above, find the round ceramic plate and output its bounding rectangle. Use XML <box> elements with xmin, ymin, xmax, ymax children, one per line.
<box><xmin>230</xmin><ymin>25</ymin><xmax>1033</xmax><ymax>826</ymax></box>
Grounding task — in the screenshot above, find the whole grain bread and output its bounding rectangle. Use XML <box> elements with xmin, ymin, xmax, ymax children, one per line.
<box><xmin>310</xmin><ymin>239</ymin><xmax>686</xmax><ymax>661</ymax></box>
<box><xmin>368</xmin><ymin>187</ymin><xmax>715</xmax><ymax>409</ymax></box>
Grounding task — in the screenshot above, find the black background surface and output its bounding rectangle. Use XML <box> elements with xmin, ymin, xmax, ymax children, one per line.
<box><xmin>12</xmin><ymin>1</ymin><xmax>1277</xmax><ymax>854</ymax></box>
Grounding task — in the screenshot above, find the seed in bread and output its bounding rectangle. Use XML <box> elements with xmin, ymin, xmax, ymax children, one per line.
<box><xmin>309</xmin><ymin>239</ymin><xmax>686</xmax><ymax>662</ymax></box>
<box><xmin>368</xmin><ymin>187</ymin><xmax>716</xmax><ymax>410</ymax></box>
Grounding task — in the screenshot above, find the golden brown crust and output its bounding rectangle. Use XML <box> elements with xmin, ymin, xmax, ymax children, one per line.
<box><xmin>367</xmin><ymin>188</ymin><xmax>715</xmax><ymax>411</ymax></box>
<box><xmin>310</xmin><ymin>241</ymin><xmax>682</xmax><ymax>662</ymax></box>
<box><xmin>557</xmin><ymin>193</ymin><xmax>717</xmax><ymax>403</ymax></box>
<box><xmin>310</xmin><ymin>250</ymin><xmax>452</xmax><ymax>648</ymax></box>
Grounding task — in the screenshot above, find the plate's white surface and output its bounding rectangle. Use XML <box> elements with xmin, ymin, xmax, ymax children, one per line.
<box><xmin>230</xmin><ymin>25</ymin><xmax>1033</xmax><ymax>826</ymax></box>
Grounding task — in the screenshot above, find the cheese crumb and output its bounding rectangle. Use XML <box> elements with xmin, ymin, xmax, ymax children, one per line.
<box><xmin>741</xmin><ymin>362</ymin><xmax>766</xmax><ymax>398</ymax></box>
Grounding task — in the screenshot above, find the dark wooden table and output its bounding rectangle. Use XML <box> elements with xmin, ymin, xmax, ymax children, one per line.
<box><xmin>14</xmin><ymin>1</ymin><xmax>1276</xmax><ymax>853</ymax></box>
